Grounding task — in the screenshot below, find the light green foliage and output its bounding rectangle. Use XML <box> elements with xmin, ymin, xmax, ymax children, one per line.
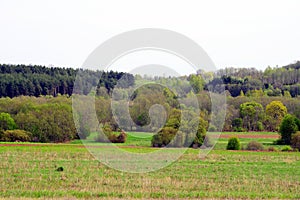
<box><xmin>284</xmin><ymin>90</ymin><xmax>292</xmax><ymax>98</ymax></box>
<box><xmin>0</xmin><ymin>112</ymin><xmax>17</xmax><ymax>130</ymax></box>
<box><xmin>189</xmin><ymin>74</ymin><xmax>205</xmax><ymax>94</ymax></box>
<box><xmin>240</xmin><ymin>102</ymin><xmax>264</xmax><ymax>131</ymax></box>
<box><xmin>240</xmin><ymin>90</ymin><xmax>245</xmax><ymax>96</ymax></box>
<box><xmin>281</xmin><ymin>145</ymin><xmax>293</xmax><ymax>152</ymax></box>
<box><xmin>266</xmin><ymin>101</ymin><xmax>287</xmax><ymax>131</ymax></box>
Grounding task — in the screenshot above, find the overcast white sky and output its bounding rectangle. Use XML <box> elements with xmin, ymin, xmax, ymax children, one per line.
<box><xmin>0</xmin><ymin>0</ymin><xmax>300</xmax><ymax>73</ymax></box>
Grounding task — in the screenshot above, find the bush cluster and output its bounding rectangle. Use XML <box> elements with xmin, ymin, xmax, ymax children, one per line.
<box><xmin>95</xmin><ymin>125</ymin><xmax>127</xmax><ymax>143</ymax></box>
<box><xmin>151</xmin><ymin>116</ymin><xmax>208</xmax><ymax>148</ymax></box>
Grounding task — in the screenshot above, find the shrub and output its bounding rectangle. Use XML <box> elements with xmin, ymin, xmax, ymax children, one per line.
<box><xmin>281</xmin><ymin>145</ymin><xmax>293</xmax><ymax>152</ymax></box>
<box><xmin>95</xmin><ymin>125</ymin><xmax>127</xmax><ymax>143</ymax></box>
<box><xmin>267</xmin><ymin>146</ymin><xmax>277</xmax><ymax>152</ymax></box>
<box><xmin>0</xmin><ymin>129</ymin><xmax>32</xmax><ymax>142</ymax></box>
<box><xmin>257</xmin><ymin>121</ymin><xmax>264</xmax><ymax>131</ymax></box>
<box><xmin>15</xmin><ymin>103</ymin><xmax>76</xmax><ymax>143</ymax></box>
<box><xmin>232</xmin><ymin>118</ymin><xmax>243</xmax><ymax>130</ymax></box>
<box><xmin>294</xmin><ymin>117</ymin><xmax>300</xmax><ymax>131</ymax></box>
<box><xmin>151</xmin><ymin>134</ymin><xmax>163</xmax><ymax>147</ymax></box>
<box><xmin>190</xmin><ymin>117</ymin><xmax>207</xmax><ymax>148</ymax></box>
<box><xmin>151</xmin><ymin>115</ymin><xmax>207</xmax><ymax>148</ymax></box>
<box><xmin>246</xmin><ymin>141</ymin><xmax>264</xmax><ymax>151</ymax></box>
<box><xmin>279</xmin><ymin>114</ymin><xmax>298</xmax><ymax>145</ymax></box>
<box><xmin>226</xmin><ymin>137</ymin><xmax>241</xmax><ymax>150</ymax></box>
<box><xmin>208</xmin><ymin>125</ymin><xmax>216</xmax><ymax>132</ymax></box>
<box><xmin>234</xmin><ymin>127</ymin><xmax>246</xmax><ymax>132</ymax></box>
<box><xmin>109</xmin><ymin>130</ymin><xmax>127</xmax><ymax>143</ymax></box>
<box><xmin>95</xmin><ymin>124</ymin><xmax>113</xmax><ymax>143</ymax></box>
<box><xmin>291</xmin><ymin>132</ymin><xmax>300</xmax><ymax>150</ymax></box>
<box><xmin>151</xmin><ymin>127</ymin><xmax>177</xmax><ymax>147</ymax></box>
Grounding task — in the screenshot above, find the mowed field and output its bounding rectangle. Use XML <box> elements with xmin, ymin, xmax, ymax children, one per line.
<box><xmin>0</xmin><ymin>132</ymin><xmax>299</xmax><ymax>199</ymax></box>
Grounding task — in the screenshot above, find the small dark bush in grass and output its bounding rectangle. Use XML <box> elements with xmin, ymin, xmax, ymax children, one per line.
<box><xmin>0</xmin><ymin>129</ymin><xmax>32</xmax><ymax>142</ymax></box>
<box><xmin>226</xmin><ymin>137</ymin><xmax>241</xmax><ymax>150</ymax></box>
<box><xmin>246</xmin><ymin>141</ymin><xmax>264</xmax><ymax>151</ymax></box>
<box><xmin>55</xmin><ymin>167</ymin><xmax>64</xmax><ymax>172</ymax></box>
<box><xmin>291</xmin><ymin>132</ymin><xmax>300</xmax><ymax>151</ymax></box>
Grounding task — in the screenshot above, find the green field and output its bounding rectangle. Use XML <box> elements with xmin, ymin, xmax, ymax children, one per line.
<box><xmin>0</xmin><ymin>132</ymin><xmax>299</xmax><ymax>199</ymax></box>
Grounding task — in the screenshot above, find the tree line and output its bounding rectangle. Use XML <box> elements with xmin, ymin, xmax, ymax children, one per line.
<box><xmin>0</xmin><ymin>64</ymin><xmax>134</xmax><ymax>98</ymax></box>
<box><xmin>207</xmin><ymin>61</ymin><xmax>300</xmax><ymax>97</ymax></box>
<box><xmin>1</xmin><ymin>62</ymin><xmax>300</xmax><ymax>146</ymax></box>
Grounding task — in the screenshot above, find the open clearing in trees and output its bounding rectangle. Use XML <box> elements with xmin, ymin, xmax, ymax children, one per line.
<box><xmin>0</xmin><ymin>132</ymin><xmax>299</xmax><ymax>199</ymax></box>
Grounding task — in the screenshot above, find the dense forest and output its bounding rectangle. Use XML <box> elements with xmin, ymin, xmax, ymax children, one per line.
<box><xmin>2</xmin><ymin>62</ymin><xmax>300</xmax><ymax>98</ymax></box>
<box><xmin>0</xmin><ymin>64</ymin><xmax>134</xmax><ymax>97</ymax></box>
<box><xmin>1</xmin><ymin>62</ymin><xmax>300</xmax><ymax>148</ymax></box>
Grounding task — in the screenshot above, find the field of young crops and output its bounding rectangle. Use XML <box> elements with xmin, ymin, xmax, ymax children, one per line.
<box><xmin>0</xmin><ymin>132</ymin><xmax>299</xmax><ymax>199</ymax></box>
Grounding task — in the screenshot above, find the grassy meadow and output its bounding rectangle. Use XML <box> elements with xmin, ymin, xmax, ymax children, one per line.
<box><xmin>0</xmin><ymin>132</ymin><xmax>299</xmax><ymax>199</ymax></box>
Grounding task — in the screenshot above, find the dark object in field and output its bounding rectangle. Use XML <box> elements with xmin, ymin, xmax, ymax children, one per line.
<box><xmin>109</xmin><ymin>130</ymin><xmax>127</xmax><ymax>143</ymax></box>
<box><xmin>56</xmin><ymin>167</ymin><xmax>64</xmax><ymax>172</ymax></box>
